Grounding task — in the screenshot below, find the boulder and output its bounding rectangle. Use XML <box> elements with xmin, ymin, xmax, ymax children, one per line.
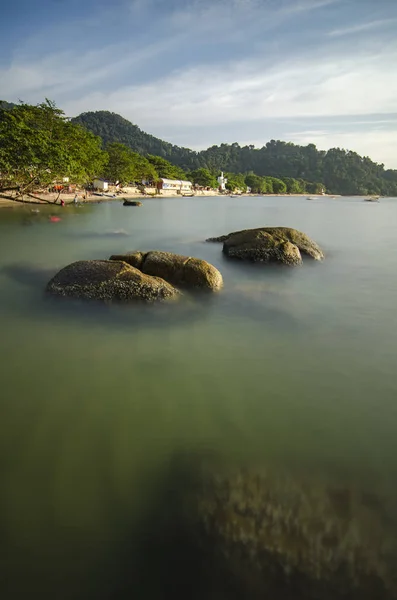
<box><xmin>207</xmin><ymin>227</ymin><xmax>324</xmax><ymax>265</ymax></box>
<box><xmin>109</xmin><ymin>251</ymin><xmax>223</xmax><ymax>291</ymax></box>
<box><xmin>46</xmin><ymin>260</ymin><xmax>180</xmax><ymax>303</ymax></box>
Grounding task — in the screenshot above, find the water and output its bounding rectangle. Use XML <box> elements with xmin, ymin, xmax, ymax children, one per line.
<box><xmin>1</xmin><ymin>195</ymin><xmax>397</xmax><ymax>598</ymax></box>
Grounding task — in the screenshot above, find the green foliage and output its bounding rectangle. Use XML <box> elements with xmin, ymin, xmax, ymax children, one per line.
<box><xmin>268</xmin><ymin>177</ymin><xmax>287</xmax><ymax>194</ymax></box>
<box><xmin>71</xmin><ymin>110</ymin><xmax>200</xmax><ymax>169</ymax></box>
<box><xmin>282</xmin><ymin>177</ymin><xmax>305</xmax><ymax>194</ymax></box>
<box><xmin>104</xmin><ymin>143</ymin><xmax>157</xmax><ymax>184</ymax></box>
<box><xmin>146</xmin><ymin>154</ymin><xmax>186</xmax><ymax>179</ymax></box>
<box><xmin>305</xmin><ymin>181</ymin><xmax>325</xmax><ymax>194</ymax></box>
<box><xmin>188</xmin><ymin>167</ymin><xmax>217</xmax><ymax>188</ymax></box>
<box><xmin>225</xmin><ymin>172</ymin><xmax>247</xmax><ymax>192</ymax></box>
<box><xmin>245</xmin><ymin>173</ymin><xmax>267</xmax><ymax>194</ymax></box>
<box><xmin>0</xmin><ymin>100</ymin><xmax>105</xmax><ymax>194</ymax></box>
<box><xmin>73</xmin><ymin>110</ymin><xmax>397</xmax><ymax>196</ymax></box>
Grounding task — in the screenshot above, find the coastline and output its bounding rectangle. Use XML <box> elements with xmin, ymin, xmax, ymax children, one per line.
<box><xmin>0</xmin><ymin>191</ymin><xmax>347</xmax><ymax>209</ymax></box>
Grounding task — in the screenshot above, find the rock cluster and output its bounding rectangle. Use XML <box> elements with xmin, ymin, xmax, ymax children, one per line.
<box><xmin>46</xmin><ymin>252</ymin><xmax>223</xmax><ymax>303</ymax></box>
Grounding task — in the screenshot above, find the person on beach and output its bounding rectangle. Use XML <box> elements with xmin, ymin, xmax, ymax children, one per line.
<box><xmin>74</xmin><ymin>194</ymin><xmax>78</xmax><ymax>204</ymax></box>
<box><xmin>60</xmin><ymin>199</ymin><xmax>65</xmax><ymax>207</ymax></box>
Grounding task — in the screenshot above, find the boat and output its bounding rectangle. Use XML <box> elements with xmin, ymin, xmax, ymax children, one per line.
<box><xmin>182</xmin><ymin>193</ymin><xmax>195</xmax><ymax>197</ymax></box>
<box><xmin>306</xmin><ymin>196</ymin><xmax>317</xmax><ymax>201</ymax></box>
<box><xmin>365</xmin><ymin>196</ymin><xmax>380</xmax><ymax>202</ymax></box>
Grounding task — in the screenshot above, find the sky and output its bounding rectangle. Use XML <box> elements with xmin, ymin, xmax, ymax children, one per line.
<box><xmin>1</xmin><ymin>0</ymin><xmax>397</xmax><ymax>167</ymax></box>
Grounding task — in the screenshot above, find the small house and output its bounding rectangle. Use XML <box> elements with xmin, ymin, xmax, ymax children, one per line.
<box><xmin>93</xmin><ymin>178</ymin><xmax>109</xmax><ymax>191</ymax></box>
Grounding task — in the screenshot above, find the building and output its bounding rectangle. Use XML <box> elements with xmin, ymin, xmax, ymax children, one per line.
<box><xmin>156</xmin><ymin>178</ymin><xmax>193</xmax><ymax>193</ymax></box>
<box><xmin>217</xmin><ymin>172</ymin><xmax>227</xmax><ymax>192</ymax></box>
<box><xmin>93</xmin><ymin>178</ymin><xmax>109</xmax><ymax>191</ymax></box>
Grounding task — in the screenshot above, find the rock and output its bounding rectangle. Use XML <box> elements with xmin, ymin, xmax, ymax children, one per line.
<box><xmin>207</xmin><ymin>227</ymin><xmax>324</xmax><ymax>265</ymax></box>
<box><xmin>195</xmin><ymin>464</ymin><xmax>397</xmax><ymax>600</ymax></box>
<box><xmin>123</xmin><ymin>200</ymin><xmax>142</xmax><ymax>206</ymax></box>
<box><xmin>109</xmin><ymin>251</ymin><xmax>223</xmax><ymax>291</ymax></box>
<box><xmin>45</xmin><ymin>260</ymin><xmax>180</xmax><ymax>303</ymax></box>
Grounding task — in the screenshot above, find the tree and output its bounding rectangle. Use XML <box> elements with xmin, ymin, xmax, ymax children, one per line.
<box><xmin>269</xmin><ymin>177</ymin><xmax>287</xmax><ymax>194</ymax></box>
<box><xmin>103</xmin><ymin>143</ymin><xmax>157</xmax><ymax>185</ymax></box>
<box><xmin>245</xmin><ymin>173</ymin><xmax>267</xmax><ymax>194</ymax></box>
<box><xmin>283</xmin><ymin>177</ymin><xmax>306</xmax><ymax>194</ymax></box>
<box><xmin>188</xmin><ymin>167</ymin><xmax>217</xmax><ymax>188</ymax></box>
<box><xmin>146</xmin><ymin>155</ymin><xmax>186</xmax><ymax>179</ymax></box>
<box><xmin>306</xmin><ymin>181</ymin><xmax>326</xmax><ymax>194</ymax></box>
<box><xmin>0</xmin><ymin>100</ymin><xmax>106</xmax><ymax>203</ymax></box>
<box><xmin>225</xmin><ymin>172</ymin><xmax>247</xmax><ymax>192</ymax></box>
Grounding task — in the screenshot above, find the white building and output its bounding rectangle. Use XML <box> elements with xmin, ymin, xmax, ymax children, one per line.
<box><xmin>93</xmin><ymin>178</ymin><xmax>109</xmax><ymax>191</ymax></box>
<box><xmin>157</xmin><ymin>178</ymin><xmax>193</xmax><ymax>193</ymax></box>
<box><xmin>217</xmin><ymin>172</ymin><xmax>228</xmax><ymax>192</ymax></box>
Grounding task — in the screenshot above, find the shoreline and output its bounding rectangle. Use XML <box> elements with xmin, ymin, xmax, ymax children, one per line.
<box><xmin>1</xmin><ymin>192</ymin><xmax>388</xmax><ymax>210</ymax></box>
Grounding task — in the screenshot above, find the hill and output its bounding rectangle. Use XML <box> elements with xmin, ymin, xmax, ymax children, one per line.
<box><xmin>71</xmin><ymin>111</ymin><xmax>397</xmax><ymax>196</ymax></box>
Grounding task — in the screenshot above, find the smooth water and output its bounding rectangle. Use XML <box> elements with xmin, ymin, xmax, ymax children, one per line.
<box><xmin>1</xmin><ymin>195</ymin><xmax>397</xmax><ymax>598</ymax></box>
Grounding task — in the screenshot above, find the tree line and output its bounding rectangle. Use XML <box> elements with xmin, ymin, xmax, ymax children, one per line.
<box><xmin>73</xmin><ymin>110</ymin><xmax>397</xmax><ymax>196</ymax></box>
<box><xmin>1</xmin><ymin>102</ymin><xmax>397</xmax><ymax>202</ymax></box>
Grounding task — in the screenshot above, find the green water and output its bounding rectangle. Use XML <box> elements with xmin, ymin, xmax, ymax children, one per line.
<box><xmin>1</xmin><ymin>196</ymin><xmax>397</xmax><ymax>598</ymax></box>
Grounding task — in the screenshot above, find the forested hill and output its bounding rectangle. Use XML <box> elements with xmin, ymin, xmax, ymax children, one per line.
<box><xmin>72</xmin><ymin>111</ymin><xmax>198</xmax><ymax>167</ymax></box>
<box><xmin>72</xmin><ymin>110</ymin><xmax>397</xmax><ymax>196</ymax></box>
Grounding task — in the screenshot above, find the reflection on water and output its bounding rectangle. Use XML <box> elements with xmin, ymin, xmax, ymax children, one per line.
<box><xmin>1</xmin><ymin>196</ymin><xmax>397</xmax><ymax>598</ymax></box>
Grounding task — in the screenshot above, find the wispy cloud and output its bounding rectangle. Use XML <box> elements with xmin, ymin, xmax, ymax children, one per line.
<box><xmin>279</xmin><ymin>0</ymin><xmax>341</xmax><ymax>15</ymax></box>
<box><xmin>1</xmin><ymin>0</ymin><xmax>397</xmax><ymax>167</ymax></box>
<box><xmin>328</xmin><ymin>18</ymin><xmax>395</xmax><ymax>37</ymax></box>
<box><xmin>63</xmin><ymin>44</ymin><xmax>397</xmax><ymax>125</ymax></box>
<box><xmin>288</xmin><ymin>127</ymin><xmax>397</xmax><ymax>167</ymax></box>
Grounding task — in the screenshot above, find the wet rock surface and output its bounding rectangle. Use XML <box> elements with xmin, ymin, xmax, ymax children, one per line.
<box><xmin>109</xmin><ymin>250</ymin><xmax>223</xmax><ymax>291</ymax></box>
<box><xmin>46</xmin><ymin>259</ymin><xmax>180</xmax><ymax>302</ymax></box>
<box><xmin>207</xmin><ymin>227</ymin><xmax>324</xmax><ymax>265</ymax></box>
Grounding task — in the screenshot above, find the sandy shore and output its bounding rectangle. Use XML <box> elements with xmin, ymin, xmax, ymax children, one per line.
<box><xmin>0</xmin><ymin>191</ymin><xmax>344</xmax><ymax>209</ymax></box>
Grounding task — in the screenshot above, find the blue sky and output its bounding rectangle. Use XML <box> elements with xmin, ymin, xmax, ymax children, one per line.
<box><xmin>1</xmin><ymin>0</ymin><xmax>397</xmax><ymax>167</ymax></box>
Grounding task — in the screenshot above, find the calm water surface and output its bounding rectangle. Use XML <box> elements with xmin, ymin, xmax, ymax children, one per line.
<box><xmin>1</xmin><ymin>195</ymin><xmax>397</xmax><ymax>598</ymax></box>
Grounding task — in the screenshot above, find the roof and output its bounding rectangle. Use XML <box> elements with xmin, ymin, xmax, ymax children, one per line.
<box><xmin>160</xmin><ymin>178</ymin><xmax>192</xmax><ymax>185</ymax></box>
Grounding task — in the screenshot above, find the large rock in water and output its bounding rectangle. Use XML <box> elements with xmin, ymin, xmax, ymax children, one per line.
<box><xmin>207</xmin><ymin>227</ymin><xmax>324</xmax><ymax>265</ymax></box>
<box><xmin>46</xmin><ymin>260</ymin><xmax>179</xmax><ymax>302</ymax></box>
<box><xmin>109</xmin><ymin>251</ymin><xmax>223</xmax><ymax>291</ymax></box>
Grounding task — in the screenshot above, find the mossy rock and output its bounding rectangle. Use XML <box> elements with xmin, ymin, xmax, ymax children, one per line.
<box><xmin>207</xmin><ymin>227</ymin><xmax>324</xmax><ymax>265</ymax></box>
<box><xmin>109</xmin><ymin>250</ymin><xmax>223</xmax><ymax>291</ymax></box>
<box><xmin>46</xmin><ymin>260</ymin><xmax>180</xmax><ymax>303</ymax></box>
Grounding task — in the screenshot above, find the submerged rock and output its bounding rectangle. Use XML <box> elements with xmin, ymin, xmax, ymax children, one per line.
<box><xmin>109</xmin><ymin>250</ymin><xmax>223</xmax><ymax>291</ymax></box>
<box><xmin>194</xmin><ymin>464</ymin><xmax>397</xmax><ymax>600</ymax></box>
<box><xmin>46</xmin><ymin>260</ymin><xmax>179</xmax><ymax>303</ymax></box>
<box><xmin>207</xmin><ymin>227</ymin><xmax>324</xmax><ymax>265</ymax></box>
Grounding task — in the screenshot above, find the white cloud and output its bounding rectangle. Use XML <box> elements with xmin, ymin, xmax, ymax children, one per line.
<box><xmin>63</xmin><ymin>45</ymin><xmax>397</xmax><ymax>126</ymax></box>
<box><xmin>288</xmin><ymin>128</ymin><xmax>397</xmax><ymax>168</ymax></box>
<box><xmin>2</xmin><ymin>0</ymin><xmax>396</xmax><ymax>167</ymax></box>
<box><xmin>328</xmin><ymin>18</ymin><xmax>396</xmax><ymax>37</ymax></box>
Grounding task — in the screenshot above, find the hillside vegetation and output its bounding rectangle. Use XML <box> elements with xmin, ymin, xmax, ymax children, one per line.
<box><xmin>73</xmin><ymin>110</ymin><xmax>397</xmax><ymax>196</ymax></box>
